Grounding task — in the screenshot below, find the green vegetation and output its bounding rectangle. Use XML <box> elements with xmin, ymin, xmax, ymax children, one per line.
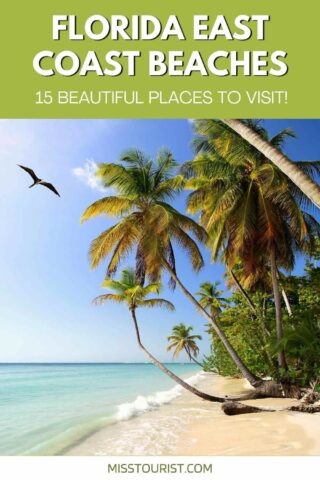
<box><xmin>203</xmin><ymin>257</ymin><xmax>320</xmax><ymax>389</ymax></box>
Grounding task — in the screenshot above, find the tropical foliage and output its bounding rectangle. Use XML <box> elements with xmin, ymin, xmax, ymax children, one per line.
<box><xmin>185</xmin><ymin>120</ymin><xmax>319</xmax><ymax>276</ymax></box>
<box><xmin>93</xmin><ymin>268</ymin><xmax>174</xmax><ymax>312</ymax></box>
<box><xmin>167</xmin><ymin>323</ymin><xmax>202</xmax><ymax>363</ymax></box>
<box><xmin>203</xmin><ymin>260</ymin><xmax>320</xmax><ymax>388</ymax></box>
<box><xmin>196</xmin><ymin>281</ymin><xmax>230</xmax><ymax>318</ymax></box>
<box><xmin>184</xmin><ymin>119</ymin><xmax>320</xmax><ymax>370</ymax></box>
<box><xmin>221</xmin><ymin>119</ymin><xmax>320</xmax><ymax>209</ymax></box>
<box><xmin>81</xmin><ymin>149</ymin><xmax>206</xmax><ymax>286</ymax></box>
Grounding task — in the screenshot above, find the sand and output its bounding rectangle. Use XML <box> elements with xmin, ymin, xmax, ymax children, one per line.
<box><xmin>173</xmin><ymin>375</ymin><xmax>320</xmax><ymax>456</ymax></box>
<box><xmin>67</xmin><ymin>373</ymin><xmax>320</xmax><ymax>456</ymax></box>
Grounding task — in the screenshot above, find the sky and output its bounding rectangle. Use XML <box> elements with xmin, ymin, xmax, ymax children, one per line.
<box><xmin>0</xmin><ymin>119</ymin><xmax>319</xmax><ymax>363</ymax></box>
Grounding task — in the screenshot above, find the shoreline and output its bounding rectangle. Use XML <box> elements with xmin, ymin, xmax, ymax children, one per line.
<box><xmin>67</xmin><ymin>373</ymin><xmax>320</xmax><ymax>456</ymax></box>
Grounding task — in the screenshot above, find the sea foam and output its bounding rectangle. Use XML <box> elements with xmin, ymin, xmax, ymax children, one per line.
<box><xmin>116</xmin><ymin>371</ymin><xmax>204</xmax><ymax>421</ymax></box>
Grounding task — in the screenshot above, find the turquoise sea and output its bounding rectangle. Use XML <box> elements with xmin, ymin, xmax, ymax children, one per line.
<box><xmin>0</xmin><ymin>363</ymin><xmax>200</xmax><ymax>455</ymax></box>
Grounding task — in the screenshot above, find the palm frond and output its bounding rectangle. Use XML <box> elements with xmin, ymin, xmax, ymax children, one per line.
<box><xmin>142</xmin><ymin>283</ymin><xmax>162</xmax><ymax>295</ymax></box>
<box><xmin>106</xmin><ymin>225</ymin><xmax>139</xmax><ymax>277</ymax></box>
<box><xmin>158</xmin><ymin>202</ymin><xmax>208</xmax><ymax>243</ymax></box>
<box><xmin>270</xmin><ymin>128</ymin><xmax>296</xmax><ymax>148</ymax></box>
<box><xmin>139</xmin><ymin>298</ymin><xmax>175</xmax><ymax>311</ymax></box>
<box><xmin>154</xmin><ymin>149</ymin><xmax>178</xmax><ymax>184</ymax></box>
<box><xmin>292</xmin><ymin>160</ymin><xmax>320</xmax><ymax>181</ymax></box>
<box><xmin>92</xmin><ymin>293</ymin><xmax>125</xmax><ymax>305</ymax></box>
<box><xmin>166</xmin><ymin>240</ymin><xmax>177</xmax><ymax>290</ymax></box>
<box><xmin>81</xmin><ymin>196</ymin><xmax>133</xmax><ymax>223</ymax></box>
<box><xmin>154</xmin><ymin>175</ymin><xmax>185</xmax><ymax>200</ymax></box>
<box><xmin>97</xmin><ymin>163</ymin><xmax>138</xmax><ymax>194</ymax></box>
<box><xmin>172</xmin><ymin>226</ymin><xmax>204</xmax><ymax>271</ymax></box>
<box><xmin>89</xmin><ymin>217</ymin><xmax>137</xmax><ymax>269</ymax></box>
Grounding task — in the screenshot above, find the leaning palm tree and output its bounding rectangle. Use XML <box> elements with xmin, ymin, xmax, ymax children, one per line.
<box><xmin>94</xmin><ymin>268</ymin><xmax>223</xmax><ymax>402</ymax></box>
<box><xmin>81</xmin><ymin>149</ymin><xmax>263</xmax><ymax>389</ymax></box>
<box><xmin>220</xmin><ymin>119</ymin><xmax>320</xmax><ymax>209</ymax></box>
<box><xmin>196</xmin><ymin>281</ymin><xmax>230</xmax><ymax>318</ymax></box>
<box><xmin>167</xmin><ymin>323</ymin><xmax>203</xmax><ymax>367</ymax></box>
<box><xmin>186</xmin><ymin>120</ymin><xmax>320</xmax><ymax>370</ymax></box>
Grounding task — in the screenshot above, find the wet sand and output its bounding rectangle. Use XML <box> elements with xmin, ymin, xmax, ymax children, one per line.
<box><xmin>67</xmin><ymin>373</ymin><xmax>320</xmax><ymax>456</ymax></box>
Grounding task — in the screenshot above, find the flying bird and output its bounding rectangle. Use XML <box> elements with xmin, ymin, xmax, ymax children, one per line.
<box><xmin>18</xmin><ymin>165</ymin><xmax>60</xmax><ymax>197</ymax></box>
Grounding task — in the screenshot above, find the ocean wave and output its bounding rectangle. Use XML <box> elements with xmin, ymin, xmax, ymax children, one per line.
<box><xmin>116</xmin><ymin>371</ymin><xmax>204</xmax><ymax>421</ymax></box>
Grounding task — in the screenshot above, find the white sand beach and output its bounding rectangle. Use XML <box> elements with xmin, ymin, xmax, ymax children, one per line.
<box><xmin>67</xmin><ymin>373</ymin><xmax>320</xmax><ymax>456</ymax></box>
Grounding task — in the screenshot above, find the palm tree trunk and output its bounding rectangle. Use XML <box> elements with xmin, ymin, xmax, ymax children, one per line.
<box><xmin>281</xmin><ymin>289</ymin><xmax>293</xmax><ymax>316</ymax></box>
<box><xmin>190</xmin><ymin>356</ymin><xmax>204</xmax><ymax>368</ymax></box>
<box><xmin>163</xmin><ymin>260</ymin><xmax>263</xmax><ymax>388</ymax></box>
<box><xmin>130</xmin><ymin>308</ymin><xmax>224</xmax><ymax>402</ymax></box>
<box><xmin>221</xmin><ymin>119</ymin><xmax>320</xmax><ymax>209</ymax></box>
<box><xmin>229</xmin><ymin>268</ymin><xmax>256</xmax><ymax>314</ymax></box>
<box><xmin>262</xmin><ymin>297</ymin><xmax>266</xmax><ymax>320</ymax></box>
<box><xmin>270</xmin><ymin>246</ymin><xmax>287</xmax><ymax>369</ymax></box>
<box><xmin>256</xmin><ymin>305</ymin><xmax>274</xmax><ymax>370</ymax></box>
<box><xmin>276</xmin><ymin>269</ymin><xmax>293</xmax><ymax>317</ymax></box>
<box><xmin>184</xmin><ymin>347</ymin><xmax>204</xmax><ymax>368</ymax></box>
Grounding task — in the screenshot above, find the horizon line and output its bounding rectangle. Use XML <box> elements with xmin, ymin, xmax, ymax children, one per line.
<box><xmin>0</xmin><ymin>361</ymin><xmax>196</xmax><ymax>365</ymax></box>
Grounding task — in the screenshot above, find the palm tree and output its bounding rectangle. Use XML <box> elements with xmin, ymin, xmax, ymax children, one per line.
<box><xmin>196</xmin><ymin>281</ymin><xmax>229</xmax><ymax>318</ymax></box>
<box><xmin>94</xmin><ymin>268</ymin><xmax>223</xmax><ymax>402</ymax></box>
<box><xmin>185</xmin><ymin>120</ymin><xmax>320</xmax><ymax>370</ymax></box>
<box><xmin>221</xmin><ymin>119</ymin><xmax>320</xmax><ymax>209</ymax></box>
<box><xmin>81</xmin><ymin>149</ymin><xmax>205</xmax><ymax>286</ymax></box>
<box><xmin>81</xmin><ymin>148</ymin><xmax>263</xmax><ymax>388</ymax></box>
<box><xmin>167</xmin><ymin>323</ymin><xmax>203</xmax><ymax>366</ymax></box>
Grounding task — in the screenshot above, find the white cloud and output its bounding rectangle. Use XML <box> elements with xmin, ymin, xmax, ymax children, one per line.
<box><xmin>72</xmin><ymin>159</ymin><xmax>106</xmax><ymax>192</ymax></box>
